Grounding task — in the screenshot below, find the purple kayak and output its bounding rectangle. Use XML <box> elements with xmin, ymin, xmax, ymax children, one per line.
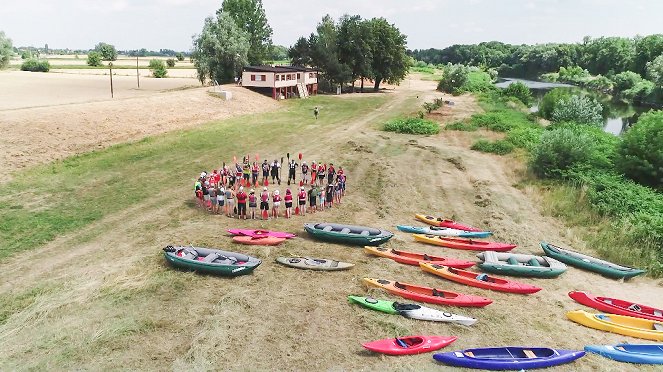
<box><xmin>433</xmin><ymin>347</ymin><xmax>585</xmax><ymax>370</ymax></box>
<box><xmin>227</xmin><ymin>229</ymin><xmax>296</xmax><ymax>239</ymax></box>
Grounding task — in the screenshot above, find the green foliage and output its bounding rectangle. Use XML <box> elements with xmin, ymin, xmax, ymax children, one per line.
<box><xmin>616</xmin><ymin>110</ymin><xmax>663</xmax><ymax>189</ymax></box>
<box><xmin>505</xmin><ymin>126</ymin><xmax>543</xmax><ymax>151</ymax></box>
<box><xmin>612</xmin><ymin>71</ymin><xmax>642</xmax><ymax>92</ymax></box>
<box><xmin>86</xmin><ymin>51</ymin><xmax>102</xmax><ymax>67</ymax></box>
<box><xmin>558</xmin><ymin>65</ymin><xmax>589</xmax><ymax>81</ymax></box>
<box><xmin>502</xmin><ymin>81</ymin><xmax>532</xmax><ymax>105</ymax></box>
<box><xmin>471</xmin><ymin>139</ymin><xmax>514</xmax><ymax>155</ymax></box>
<box><xmin>20</xmin><ymin>58</ymin><xmax>50</xmax><ymax>72</ymax></box>
<box><xmin>422</xmin><ymin>98</ymin><xmax>444</xmax><ymax>113</ymax></box>
<box><xmin>445</xmin><ymin>121</ymin><xmax>478</xmax><ymax>131</ymax></box>
<box><xmin>192</xmin><ymin>12</ymin><xmax>249</xmax><ymax>84</ymax></box>
<box><xmin>646</xmin><ymin>54</ymin><xmax>663</xmax><ymax>87</ymax></box>
<box><xmin>585</xmin><ymin>75</ymin><xmax>613</xmax><ymax>91</ymax></box>
<box><xmin>338</xmin><ymin>15</ymin><xmax>373</xmax><ymax>88</ymax></box>
<box><xmin>551</xmin><ymin>95</ymin><xmax>603</xmax><ymax>126</ymax></box>
<box><xmin>469</xmin><ymin>112</ymin><xmax>517</xmax><ymax>132</ymax></box>
<box><xmin>94</xmin><ymin>42</ymin><xmax>117</xmax><ymax>61</ymax></box>
<box><xmin>308</xmin><ymin>15</ymin><xmax>351</xmax><ymax>88</ymax></box>
<box><xmin>166</xmin><ymin>58</ymin><xmax>176</xmax><ymax>68</ymax></box>
<box><xmin>288</xmin><ymin>37</ymin><xmax>311</xmax><ymax>67</ymax></box>
<box><xmin>175</xmin><ymin>52</ymin><xmax>185</xmax><ymax>61</ymax></box>
<box><xmin>437</xmin><ymin>63</ymin><xmax>469</xmax><ymax>95</ymax></box>
<box><xmin>220</xmin><ymin>0</ymin><xmax>273</xmax><ymax>65</ymax></box>
<box><xmin>462</xmin><ymin>70</ymin><xmax>496</xmax><ymax>93</ymax></box>
<box><xmin>148</xmin><ymin>59</ymin><xmax>167</xmax><ymax>78</ymax></box>
<box><xmin>538</xmin><ymin>88</ymin><xmax>571</xmax><ymax>120</ymax></box>
<box><xmin>383</xmin><ymin>117</ymin><xmax>440</xmax><ymax>135</ymax></box>
<box><xmin>634</xmin><ymin>34</ymin><xmax>663</xmax><ymax>76</ymax></box>
<box><xmin>366</xmin><ymin>17</ymin><xmax>409</xmax><ymax>90</ymax></box>
<box><xmin>0</xmin><ymin>31</ymin><xmax>12</xmax><ymax>69</ymax></box>
<box><xmin>269</xmin><ymin>44</ymin><xmax>288</xmax><ymax>61</ymax></box>
<box><xmin>20</xmin><ymin>50</ymin><xmax>31</xmax><ymax>59</ymax></box>
<box><xmin>621</xmin><ymin>80</ymin><xmax>655</xmax><ymax>103</ymax></box>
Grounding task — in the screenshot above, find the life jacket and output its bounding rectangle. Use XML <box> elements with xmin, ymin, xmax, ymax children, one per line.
<box><xmin>273</xmin><ymin>194</ymin><xmax>281</xmax><ymax>202</ymax></box>
<box><xmin>328</xmin><ymin>166</ymin><xmax>335</xmax><ymax>175</ymax></box>
<box><xmin>262</xmin><ymin>163</ymin><xmax>270</xmax><ymax>172</ymax></box>
<box><xmin>298</xmin><ymin>191</ymin><xmax>307</xmax><ymax>201</ymax></box>
<box><xmin>251</xmin><ymin>165</ymin><xmax>259</xmax><ymax>173</ymax></box>
<box><xmin>284</xmin><ymin>193</ymin><xmax>293</xmax><ymax>202</ymax></box>
<box><xmin>311</xmin><ymin>164</ymin><xmax>317</xmax><ymax>172</ymax></box>
<box><xmin>248</xmin><ymin>194</ymin><xmax>256</xmax><ymax>203</ymax></box>
<box><xmin>236</xmin><ymin>192</ymin><xmax>247</xmax><ymax>203</ymax></box>
<box><xmin>261</xmin><ymin>192</ymin><xmax>269</xmax><ymax>202</ymax></box>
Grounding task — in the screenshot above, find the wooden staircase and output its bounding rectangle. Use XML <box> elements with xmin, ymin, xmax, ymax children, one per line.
<box><xmin>297</xmin><ymin>83</ymin><xmax>309</xmax><ymax>99</ymax></box>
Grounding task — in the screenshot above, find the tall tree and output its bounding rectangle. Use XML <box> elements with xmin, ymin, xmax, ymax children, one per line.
<box><xmin>308</xmin><ymin>15</ymin><xmax>351</xmax><ymax>87</ymax></box>
<box><xmin>219</xmin><ymin>0</ymin><xmax>272</xmax><ymax>65</ymax></box>
<box><xmin>192</xmin><ymin>13</ymin><xmax>250</xmax><ymax>84</ymax></box>
<box><xmin>288</xmin><ymin>37</ymin><xmax>311</xmax><ymax>67</ymax></box>
<box><xmin>366</xmin><ymin>18</ymin><xmax>409</xmax><ymax>91</ymax></box>
<box><xmin>0</xmin><ymin>31</ymin><xmax>13</xmax><ymax>69</ymax></box>
<box><xmin>634</xmin><ymin>34</ymin><xmax>663</xmax><ymax>76</ymax></box>
<box><xmin>94</xmin><ymin>42</ymin><xmax>117</xmax><ymax>61</ymax></box>
<box><xmin>338</xmin><ymin>15</ymin><xmax>373</xmax><ymax>92</ymax></box>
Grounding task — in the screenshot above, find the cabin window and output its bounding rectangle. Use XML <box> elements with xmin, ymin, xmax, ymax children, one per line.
<box><xmin>251</xmin><ymin>74</ymin><xmax>256</xmax><ymax>81</ymax></box>
<box><xmin>297</xmin><ymin>73</ymin><xmax>301</xmax><ymax>79</ymax></box>
<box><xmin>261</xmin><ymin>75</ymin><xmax>266</xmax><ymax>81</ymax></box>
<box><xmin>309</xmin><ymin>73</ymin><xmax>313</xmax><ymax>78</ymax></box>
<box><xmin>286</xmin><ymin>74</ymin><xmax>291</xmax><ymax>80</ymax></box>
<box><xmin>275</xmin><ymin>75</ymin><xmax>280</xmax><ymax>81</ymax></box>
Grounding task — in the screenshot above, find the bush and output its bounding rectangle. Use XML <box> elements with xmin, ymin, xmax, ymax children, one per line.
<box><xmin>502</xmin><ymin>81</ymin><xmax>533</xmax><ymax>106</ymax></box>
<box><xmin>149</xmin><ymin>59</ymin><xmax>167</xmax><ymax>78</ymax></box>
<box><xmin>445</xmin><ymin>121</ymin><xmax>478</xmax><ymax>131</ymax></box>
<box><xmin>86</xmin><ymin>51</ymin><xmax>102</xmax><ymax>67</ymax></box>
<box><xmin>469</xmin><ymin>112</ymin><xmax>516</xmax><ymax>132</ymax></box>
<box><xmin>621</xmin><ymin>80</ymin><xmax>655</xmax><ymax>104</ymax></box>
<box><xmin>505</xmin><ymin>126</ymin><xmax>544</xmax><ymax>151</ymax></box>
<box><xmin>384</xmin><ymin>117</ymin><xmax>440</xmax><ymax>135</ymax></box>
<box><xmin>462</xmin><ymin>70</ymin><xmax>496</xmax><ymax>93</ymax></box>
<box><xmin>437</xmin><ymin>63</ymin><xmax>469</xmax><ymax>95</ymax></box>
<box><xmin>0</xmin><ymin>31</ymin><xmax>12</xmax><ymax>69</ymax></box>
<box><xmin>616</xmin><ymin>110</ymin><xmax>663</xmax><ymax>189</ymax></box>
<box><xmin>612</xmin><ymin>71</ymin><xmax>642</xmax><ymax>92</ymax></box>
<box><xmin>175</xmin><ymin>52</ymin><xmax>185</xmax><ymax>61</ymax></box>
<box><xmin>471</xmin><ymin>139</ymin><xmax>515</xmax><ymax>155</ymax></box>
<box><xmin>422</xmin><ymin>98</ymin><xmax>443</xmax><ymax>113</ymax></box>
<box><xmin>94</xmin><ymin>42</ymin><xmax>117</xmax><ymax>61</ymax></box>
<box><xmin>20</xmin><ymin>58</ymin><xmax>50</xmax><ymax>72</ymax></box>
<box><xmin>538</xmin><ymin>88</ymin><xmax>571</xmax><ymax>120</ymax></box>
<box><xmin>551</xmin><ymin>95</ymin><xmax>603</xmax><ymax>126</ymax></box>
<box><xmin>166</xmin><ymin>58</ymin><xmax>176</xmax><ymax>68</ymax></box>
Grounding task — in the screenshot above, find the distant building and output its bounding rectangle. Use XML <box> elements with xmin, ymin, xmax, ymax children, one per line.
<box><xmin>241</xmin><ymin>66</ymin><xmax>318</xmax><ymax>100</ymax></box>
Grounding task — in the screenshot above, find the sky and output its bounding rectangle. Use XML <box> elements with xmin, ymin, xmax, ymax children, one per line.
<box><xmin>2</xmin><ymin>0</ymin><xmax>662</xmax><ymax>51</ymax></box>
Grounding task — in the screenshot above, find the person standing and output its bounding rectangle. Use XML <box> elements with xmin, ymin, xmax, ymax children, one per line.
<box><xmin>287</xmin><ymin>159</ymin><xmax>298</xmax><ymax>185</ymax></box>
<box><xmin>225</xmin><ymin>187</ymin><xmax>235</xmax><ymax>217</ymax></box>
<box><xmin>270</xmin><ymin>159</ymin><xmax>281</xmax><ymax>185</ymax></box>
<box><xmin>248</xmin><ymin>189</ymin><xmax>257</xmax><ymax>219</ymax></box>
<box><xmin>272</xmin><ymin>190</ymin><xmax>281</xmax><ymax>219</ymax></box>
<box><xmin>314</xmin><ymin>106</ymin><xmax>319</xmax><ymax>120</ymax></box>
<box><xmin>260</xmin><ymin>187</ymin><xmax>270</xmax><ymax>220</ymax></box>
<box><xmin>251</xmin><ymin>162</ymin><xmax>259</xmax><ymax>187</ymax></box>
<box><xmin>202</xmin><ymin>181</ymin><xmax>211</xmax><ymax>211</ymax></box>
<box><xmin>284</xmin><ymin>188</ymin><xmax>293</xmax><ymax>218</ymax></box>
<box><xmin>298</xmin><ymin>186</ymin><xmax>307</xmax><ymax>216</ymax></box>
<box><xmin>261</xmin><ymin>160</ymin><xmax>270</xmax><ymax>186</ymax></box>
<box><xmin>208</xmin><ymin>184</ymin><xmax>217</xmax><ymax>214</ymax></box>
<box><xmin>317</xmin><ymin>163</ymin><xmax>326</xmax><ymax>186</ymax></box>
<box><xmin>236</xmin><ymin>186</ymin><xmax>247</xmax><ymax>219</ymax></box>
<box><xmin>327</xmin><ymin>163</ymin><xmax>336</xmax><ymax>184</ymax></box>
<box><xmin>217</xmin><ymin>186</ymin><xmax>225</xmax><ymax>214</ymax></box>
<box><xmin>308</xmin><ymin>184</ymin><xmax>317</xmax><ymax>214</ymax></box>
<box><xmin>310</xmin><ymin>161</ymin><xmax>317</xmax><ymax>185</ymax></box>
<box><xmin>325</xmin><ymin>183</ymin><xmax>335</xmax><ymax>209</ymax></box>
<box><xmin>301</xmin><ymin>161</ymin><xmax>309</xmax><ymax>185</ymax></box>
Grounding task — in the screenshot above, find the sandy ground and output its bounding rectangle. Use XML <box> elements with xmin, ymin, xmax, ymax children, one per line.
<box><xmin>0</xmin><ymin>75</ymin><xmax>661</xmax><ymax>370</ymax></box>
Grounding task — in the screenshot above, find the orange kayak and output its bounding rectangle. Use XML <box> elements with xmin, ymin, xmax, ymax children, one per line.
<box><xmin>413</xmin><ymin>234</ymin><xmax>516</xmax><ymax>251</ymax></box>
<box><xmin>363</xmin><ymin>246</ymin><xmax>474</xmax><ymax>268</ymax></box>
<box><xmin>362</xmin><ymin>278</ymin><xmax>492</xmax><ymax>307</ymax></box>
<box><xmin>232</xmin><ymin>235</ymin><xmax>286</xmax><ymax>246</ymax></box>
<box><xmin>420</xmin><ymin>263</ymin><xmax>542</xmax><ymax>294</ymax></box>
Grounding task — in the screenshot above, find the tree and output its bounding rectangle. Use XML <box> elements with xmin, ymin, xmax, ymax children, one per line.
<box><xmin>86</xmin><ymin>51</ymin><xmax>102</xmax><ymax>67</ymax></box>
<box><xmin>366</xmin><ymin>17</ymin><xmax>409</xmax><ymax>91</ymax></box>
<box><xmin>633</xmin><ymin>34</ymin><xmax>663</xmax><ymax>75</ymax></box>
<box><xmin>192</xmin><ymin>13</ymin><xmax>250</xmax><ymax>84</ymax></box>
<box><xmin>308</xmin><ymin>15</ymin><xmax>351</xmax><ymax>88</ymax></box>
<box><xmin>436</xmin><ymin>63</ymin><xmax>469</xmax><ymax>95</ymax></box>
<box><xmin>646</xmin><ymin>55</ymin><xmax>663</xmax><ymax>87</ymax></box>
<box><xmin>166</xmin><ymin>58</ymin><xmax>176</xmax><ymax>68</ymax></box>
<box><xmin>0</xmin><ymin>31</ymin><xmax>13</xmax><ymax>69</ymax></box>
<box><xmin>616</xmin><ymin>110</ymin><xmax>663</xmax><ymax>189</ymax></box>
<box><xmin>539</xmin><ymin>88</ymin><xmax>572</xmax><ymax>120</ymax></box>
<box><xmin>269</xmin><ymin>45</ymin><xmax>288</xmax><ymax>61</ymax></box>
<box><xmin>149</xmin><ymin>59</ymin><xmax>167</xmax><ymax>78</ymax></box>
<box><xmin>338</xmin><ymin>15</ymin><xmax>372</xmax><ymax>91</ymax></box>
<box><xmin>288</xmin><ymin>37</ymin><xmax>311</xmax><ymax>66</ymax></box>
<box><xmin>175</xmin><ymin>52</ymin><xmax>185</xmax><ymax>61</ymax></box>
<box><xmin>21</xmin><ymin>58</ymin><xmax>50</xmax><ymax>72</ymax></box>
<box><xmin>94</xmin><ymin>42</ymin><xmax>117</xmax><ymax>61</ymax></box>
<box><xmin>551</xmin><ymin>95</ymin><xmax>604</xmax><ymax>126</ymax></box>
<box><xmin>502</xmin><ymin>81</ymin><xmax>533</xmax><ymax>106</ymax></box>
<box><xmin>219</xmin><ymin>0</ymin><xmax>272</xmax><ymax>65</ymax></box>
<box><xmin>612</xmin><ymin>71</ymin><xmax>643</xmax><ymax>92</ymax></box>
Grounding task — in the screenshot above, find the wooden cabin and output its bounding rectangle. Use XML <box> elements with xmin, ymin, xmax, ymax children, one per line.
<box><xmin>241</xmin><ymin>66</ymin><xmax>318</xmax><ymax>99</ymax></box>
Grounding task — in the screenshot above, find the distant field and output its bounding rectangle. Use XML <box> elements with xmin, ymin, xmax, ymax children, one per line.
<box><xmin>9</xmin><ymin>54</ymin><xmax>195</xmax><ymax>68</ymax></box>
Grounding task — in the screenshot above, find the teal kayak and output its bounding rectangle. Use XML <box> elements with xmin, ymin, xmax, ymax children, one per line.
<box><xmin>540</xmin><ymin>242</ymin><xmax>644</xmax><ymax>279</ymax></box>
<box><xmin>304</xmin><ymin>223</ymin><xmax>393</xmax><ymax>246</ymax></box>
<box><xmin>476</xmin><ymin>251</ymin><xmax>567</xmax><ymax>278</ymax></box>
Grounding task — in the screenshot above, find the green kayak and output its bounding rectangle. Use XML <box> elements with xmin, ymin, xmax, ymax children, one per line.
<box><xmin>540</xmin><ymin>242</ymin><xmax>645</xmax><ymax>280</ymax></box>
<box><xmin>476</xmin><ymin>251</ymin><xmax>567</xmax><ymax>278</ymax></box>
<box><xmin>304</xmin><ymin>223</ymin><xmax>393</xmax><ymax>246</ymax></box>
<box><xmin>348</xmin><ymin>295</ymin><xmax>398</xmax><ymax>314</ymax></box>
<box><xmin>163</xmin><ymin>245</ymin><xmax>261</xmax><ymax>277</ymax></box>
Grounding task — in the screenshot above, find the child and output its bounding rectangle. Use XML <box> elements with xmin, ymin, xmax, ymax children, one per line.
<box><xmin>272</xmin><ymin>189</ymin><xmax>281</xmax><ymax>219</ymax></box>
<box><xmin>298</xmin><ymin>186</ymin><xmax>307</xmax><ymax>216</ymax></box>
<box><xmin>260</xmin><ymin>187</ymin><xmax>270</xmax><ymax>220</ymax></box>
<box><xmin>248</xmin><ymin>189</ymin><xmax>257</xmax><ymax>219</ymax></box>
<box><xmin>284</xmin><ymin>188</ymin><xmax>293</xmax><ymax>218</ymax></box>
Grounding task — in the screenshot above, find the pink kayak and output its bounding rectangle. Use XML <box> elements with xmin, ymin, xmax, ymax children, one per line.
<box><xmin>227</xmin><ymin>229</ymin><xmax>296</xmax><ymax>239</ymax></box>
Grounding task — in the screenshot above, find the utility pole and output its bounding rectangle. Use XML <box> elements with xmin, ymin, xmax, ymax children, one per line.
<box><xmin>109</xmin><ymin>62</ymin><xmax>114</xmax><ymax>98</ymax></box>
<box><xmin>136</xmin><ymin>56</ymin><xmax>140</xmax><ymax>88</ymax></box>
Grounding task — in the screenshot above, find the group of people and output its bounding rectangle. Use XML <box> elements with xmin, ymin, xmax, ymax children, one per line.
<box><xmin>193</xmin><ymin>155</ymin><xmax>347</xmax><ymax>220</ymax></box>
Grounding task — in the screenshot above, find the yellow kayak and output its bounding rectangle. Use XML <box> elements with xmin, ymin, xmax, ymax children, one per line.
<box><xmin>567</xmin><ymin>310</ymin><xmax>663</xmax><ymax>341</ymax></box>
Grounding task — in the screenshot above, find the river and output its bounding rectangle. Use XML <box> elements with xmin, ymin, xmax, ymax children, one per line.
<box><xmin>496</xmin><ymin>78</ymin><xmax>648</xmax><ymax>135</ymax></box>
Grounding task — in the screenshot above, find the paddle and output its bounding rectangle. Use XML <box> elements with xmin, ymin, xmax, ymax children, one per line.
<box><xmin>280</xmin><ymin>156</ymin><xmax>284</xmax><ymax>184</ymax></box>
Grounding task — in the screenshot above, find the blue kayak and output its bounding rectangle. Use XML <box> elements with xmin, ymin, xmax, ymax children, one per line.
<box><xmin>585</xmin><ymin>344</ymin><xmax>663</xmax><ymax>364</ymax></box>
<box><xmin>433</xmin><ymin>347</ymin><xmax>585</xmax><ymax>370</ymax></box>
<box><xmin>396</xmin><ymin>225</ymin><xmax>492</xmax><ymax>238</ymax></box>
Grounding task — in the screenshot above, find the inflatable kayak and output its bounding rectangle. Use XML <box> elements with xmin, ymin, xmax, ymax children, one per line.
<box><xmin>232</xmin><ymin>235</ymin><xmax>285</xmax><ymax>246</ymax></box>
<box><xmin>276</xmin><ymin>257</ymin><xmax>353</xmax><ymax>271</ymax></box>
<box><xmin>163</xmin><ymin>245</ymin><xmax>260</xmax><ymax>277</ymax></box>
<box><xmin>415</xmin><ymin>214</ymin><xmax>483</xmax><ymax>232</ymax></box>
<box><xmin>348</xmin><ymin>296</ymin><xmax>477</xmax><ymax>325</ymax></box>
<box><xmin>585</xmin><ymin>344</ymin><xmax>663</xmax><ymax>364</ymax></box>
<box><xmin>569</xmin><ymin>290</ymin><xmax>663</xmax><ymax>322</ymax></box>
<box><xmin>420</xmin><ymin>263</ymin><xmax>542</xmax><ymax>294</ymax></box>
<box><xmin>304</xmin><ymin>223</ymin><xmax>393</xmax><ymax>246</ymax></box>
<box><xmin>363</xmin><ymin>335</ymin><xmax>457</xmax><ymax>356</ymax></box>
<box><xmin>541</xmin><ymin>242</ymin><xmax>645</xmax><ymax>279</ymax></box>
<box><xmin>396</xmin><ymin>225</ymin><xmax>491</xmax><ymax>238</ymax></box>
<box><xmin>414</xmin><ymin>235</ymin><xmax>516</xmax><ymax>251</ymax></box>
<box><xmin>433</xmin><ymin>347</ymin><xmax>585</xmax><ymax>370</ymax></box>
<box><xmin>362</xmin><ymin>278</ymin><xmax>492</xmax><ymax>307</ymax></box>
<box><xmin>364</xmin><ymin>246</ymin><xmax>475</xmax><ymax>268</ymax></box>
<box><xmin>567</xmin><ymin>310</ymin><xmax>663</xmax><ymax>341</ymax></box>
<box><xmin>476</xmin><ymin>251</ymin><xmax>566</xmax><ymax>278</ymax></box>
<box><xmin>227</xmin><ymin>229</ymin><xmax>296</xmax><ymax>239</ymax></box>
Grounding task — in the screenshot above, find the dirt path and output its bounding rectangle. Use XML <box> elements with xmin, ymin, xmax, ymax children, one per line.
<box><xmin>1</xmin><ymin>77</ymin><xmax>661</xmax><ymax>371</ymax></box>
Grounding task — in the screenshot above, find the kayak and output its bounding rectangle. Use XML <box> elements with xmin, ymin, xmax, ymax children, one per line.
<box><xmin>396</xmin><ymin>225</ymin><xmax>491</xmax><ymax>238</ymax></box>
<box><xmin>476</xmin><ymin>251</ymin><xmax>566</xmax><ymax>278</ymax></box>
<box><xmin>227</xmin><ymin>229</ymin><xmax>296</xmax><ymax>239</ymax></box>
<box><xmin>420</xmin><ymin>263</ymin><xmax>542</xmax><ymax>294</ymax></box>
<box><xmin>567</xmin><ymin>310</ymin><xmax>663</xmax><ymax>341</ymax></box>
<box><xmin>304</xmin><ymin>222</ymin><xmax>393</xmax><ymax>246</ymax></box>
<box><xmin>232</xmin><ymin>235</ymin><xmax>285</xmax><ymax>246</ymax></box>
<box><xmin>415</xmin><ymin>214</ymin><xmax>483</xmax><ymax>232</ymax></box>
<box><xmin>541</xmin><ymin>242</ymin><xmax>645</xmax><ymax>279</ymax></box>
<box><xmin>569</xmin><ymin>290</ymin><xmax>663</xmax><ymax>322</ymax></box>
<box><xmin>276</xmin><ymin>257</ymin><xmax>354</xmax><ymax>271</ymax></box>
<box><xmin>363</xmin><ymin>335</ymin><xmax>457</xmax><ymax>356</ymax></box>
<box><xmin>394</xmin><ymin>302</ymin><xmax>477</xmax><ymax>326</ymax></box>
<box><xmin>364</xmin><ymin>246</ymin><xmax>475</xmax><ymax>268</ymax></box>
<box><xmin>585</xmin><ymin>344</ymin><xmax>663</xmax><ymax>364</ymax></box>
<box><xmin>362</xmin><ymin>278</ymin><xmax>492</xmax><ymax>307</ymax></box>
<box><xmin>433</xmin><ymin>347</ymin><xmax>585</xmax><ymax>370</ymax></box>
<box><xmin>163</xmin><ymin>245</ymin><xmax>261</xmax><ymax>277</ymax></box>
<box><xmin>414</xmin><ymin>235</ymin><xmax>516</xmax><ymax>251</ymax></box>
<box><xmin>348</xmin><ymin>295</ymin><xmax>399</xmax><ymax>314</ymax></box>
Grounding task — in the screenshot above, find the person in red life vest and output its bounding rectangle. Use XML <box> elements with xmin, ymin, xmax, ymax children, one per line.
<box><xmin>260</xmin><ymin>187</ymin><xmax>270</xmax><ymax>220</ymax></box>
<box><xmin>236</xmin><ymin>186</ymin><xmax>248</xmax><ymax>220</ymax></box>
<box><xmin>261</xmin><ymin>160</ymin><xmax>270</xmax><ymax>186</ymax></box>
<box><xmin>298</xmin><ymin>186</ymin><xmax>307</xmax><ymax>216</ymax></box>
<box><xmin>327</xmin><ymin>163</ymin><xmax>336</xmax><ymax>184</ymax></box>
<box><xmin>284</xmin><ymin>188</ymin><xmax>293</xmax><ymax>218</ymax></box>
<box><xmin>248</xmin><ymin>189</ymin><xmax>257</xmax><ymax>219</ymax></box>
<box><xmin>272</xmin><ymin>189</ymin><xmax>281</xmax><ymax>219</ymax></box>
<box><xmin>301</xmin><ymin>161</ymin><xmax>310</xmax><ymax>185</ymax></box>
<box><xmin>251</xmin><ymin>162</ymin><xmax>259</xmax><ymax>186</ymax></box>
<box><xmin>210</xmin><ymin>170</ymin><xmax>219</xmax><ymax>187</ymax></box>
<box><xmin>310</xmin><ymin>161</ymin><xmax>317</xmax><ymax>185</ymax></box>
<box><xmin>235</xmin><ymin>164</ymin><xmax>243</xmax><ymax>190</ymax></box>
<box><xmin>317</xmin><ymin>163</ymin><xmax>326</xmax><ymax>186</ymax></box>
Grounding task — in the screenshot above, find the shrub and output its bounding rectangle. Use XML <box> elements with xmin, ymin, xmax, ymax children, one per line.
<box><xmin>502</xmin><ymin>81</ymin><xmax>533</xmax><ymax>106</ymax></box>
<box><xmin>445</xmin><ymin>121</ymin><xmax>478</xmax><ymax>131</ymax></box>
<box><xmin>175</xmin><ymin>52</ymin><xmax>185</xmax><ymax>61</ymax></box>
<box><xmin>621</xmin><ymin>80</ymin><xmax>655</xmax><ymax>104</ymax></box>
<box><xmin>462</xmin><ymin>70</ymin><xmax>496</xmax><ymax>93</ymax></box>
<box><xmin>612</xmin><ymin>71</ymin><xmax>642</xmax><ymax>92</ymax></box>
<box><xmin>538</xmin><ymin>88</ymin><xmax>571</xmax><ymax>120</ymax></box>
<box><xmin>20</xmin><ymin>58</ymin><xmax>50</xmax><ymax>72</ymax></box>
<box><xmin>616</xmin><ymin>110</ymin><xmax>663</xmax><ymax>189</ymax></box>
<box><xmin>558</xmin><ymin>66</ymin><xmax>590</xmax><ymax>81</ymax></box>
<box><xmin>437</xmin><ymin>63</ymin><xmax>469</xmax><ymax>95</ymax></box>
<box><xmin>505</xmin><ymin>126</ymin><xmax>544</xmax><ymax>151</ymax></box>
<box><xmin>94</xmin><ymin>42</ymin><xmax>117</xmax><ymax>61</ymax></box>
<box><xmin>551</xmin><ymin>95</ymin><xmax>603</xmax><ymax>126</ymax></box>
<box><xmin>149</xmin><ymin>59</ymin><xmax>167</xmax><ymax>78</ymax></box>
<box><xmin>86</xmin><ymin>51</ymin><xmax>102</xmax><ymax>67</ymax></box>
<box><xmin>471</xmin><ymin>139</ymin><xmax>515</xmax><ymax>155</ymax></box>
<box><xmin>384</xmin><ymin>117</ymin><xmax>440</xmax><ymax>135</ymax></box>
<box><xmin>0</xmin><ymin>31</ymin><xmax>12</xmax><ymax>69</ymax></box>
<box><xmin>469</xmin><ymin>112</ymin><xmax>516</xmax><ymax>132</ymax></box>
<box><xmin>422</xmin><ymin>98</ymin><xmax>443</xmax><ymax>113</ymax></box>
<box><xmin>166</xmin><ymin>58</ymin><xmax>176</xmax><ymax>68</ymax></box>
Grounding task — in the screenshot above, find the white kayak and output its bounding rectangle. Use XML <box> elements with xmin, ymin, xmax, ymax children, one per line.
<box><xmin>393</xmin><ymin>302</ymin><xmax>477</xmax><ymax>326</ymax></box>
<box><xmin>396</xmin><ymin>225</ymin><xmax>492</xmax><ymax>238</ymax></box>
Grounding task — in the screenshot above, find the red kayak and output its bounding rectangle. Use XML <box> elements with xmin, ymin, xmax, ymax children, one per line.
<box><xmin>415</xmin><ymin>214</ymin><xmax>483</xmax><ymax>232</ymax></box>
<box><xmin>413</xmin><ymin>234</ymin><xmax>516</xmax><ymax>251</ymax></box>
<box><xmin>363</xmin><ymin>246</ymin><xmax>475</xmax><ymax>268</ymax></box>
<box><xmin>362</xmin><ymin>335</ymin><xmax>457</xmax><ymax>356</ymax></box>
<box><xmin>232</xmin><ymin>236</ymin><xmax>286</xmax><ymax>246</ymax></box>
<box><xmin>420</xmin><ymin>263</ymin><xmax>542</xmax><ymax>294</ymax></box>
<box><xmin>569</xmin><ymin>290</ymin><xmax>663</xmax><ymax>322</ymax></box>
<box><xmin>362</xmin><ymin>278</ymin><xmax>492</xmax><ymax>307</ymax></box>
<box><xmin>227</xmin><ymin>229</ymin><xmax>296</xmax><ymax>239</ymax></box>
